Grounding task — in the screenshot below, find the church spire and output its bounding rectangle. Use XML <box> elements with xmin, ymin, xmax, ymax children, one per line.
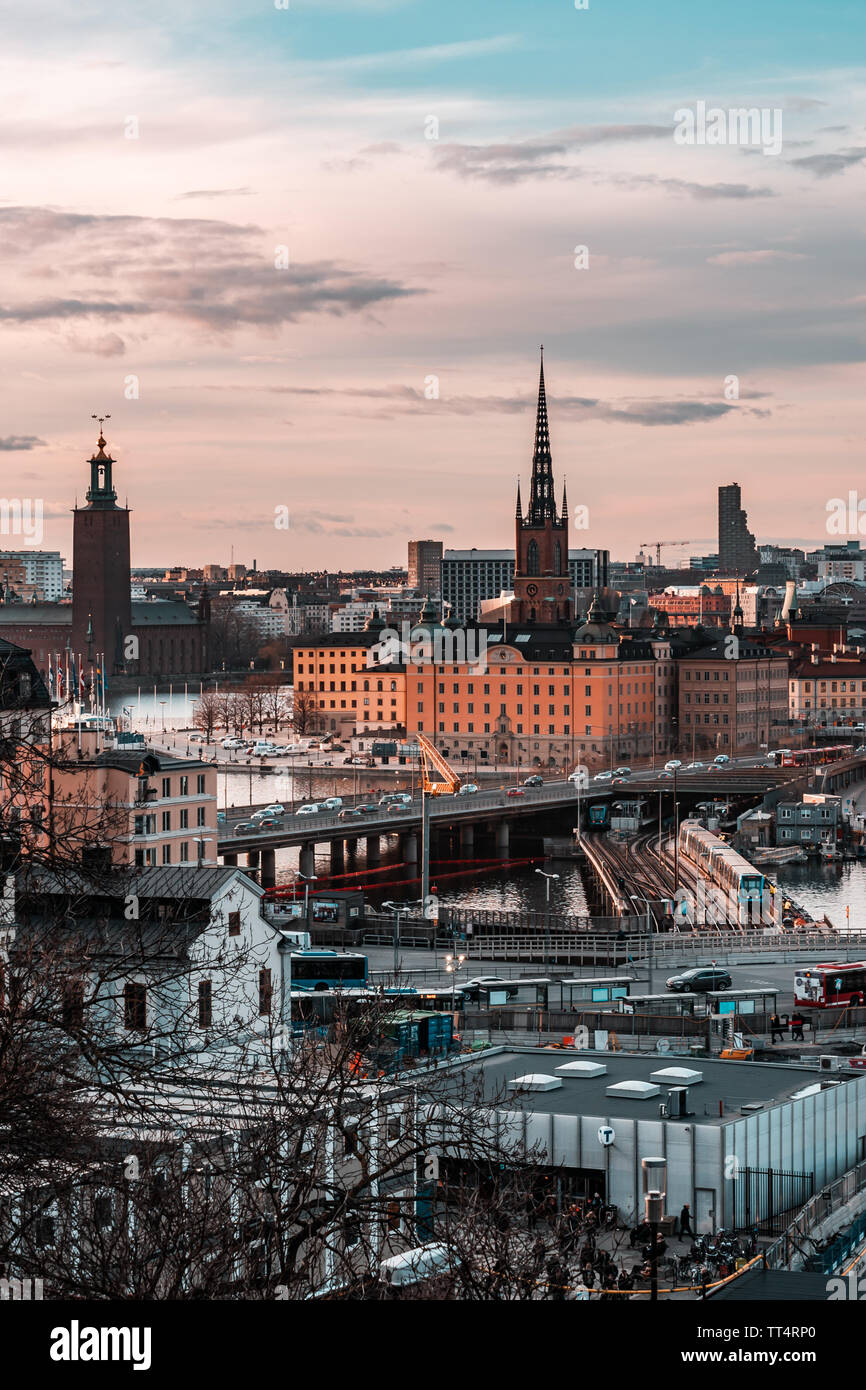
<box><xmin>561</xmin><ymin>479</ymin><xmax>568</xmax><ymax>521</ymax></box>
<box><xmin>528</xmin><ymin>345</ymin><xmax>557</xmax><ymax>524</ymax></box>
<box><xmin>515</xmin><ymin>478</ymin><xmax>522</xmax><ymax>519</ymax></box>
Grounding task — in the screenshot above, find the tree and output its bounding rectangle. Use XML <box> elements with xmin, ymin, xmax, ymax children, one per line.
<box><xmin>193</xmin><ymin>690</ymin><xmax>221</xmax><ymax>742</ymax></box>
<box><xmin>291</xmin><ymin>688</ymin><xmax>321</xmax><ymax>737</ymax></box>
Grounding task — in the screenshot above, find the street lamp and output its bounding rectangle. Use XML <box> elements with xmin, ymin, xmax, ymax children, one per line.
<box><xmin>535</xmin><ymin>869</ymin><xmax>560</xmax><ymax>969</ymax></box>
<box><xmin>194</xmin><ymin>835</ymin><xmax>212</xmax><ymax>867</ymax></box>
<box><xmin>382</xmin><ymin>899</ymin><xmax>405</xmax><ymax>979</ymax></box>
<box><xmin>444</xmin><ymin>952</ymin><xmax>466</xmax><ymax>1014</ymax></box>
<box><xmin>641</xmin><ymin>1156</ymin><xmax>667</xmax><ymax>1303</ymax></box>
<box><xmin>629</xmin><ymin>893</ymin><xmax>657</xmax><ymax>995</ymax></box>
<box><xmin>297</xmin><ymin>869</ymin><xmax>317</xmax><ymax>929</ymax></box>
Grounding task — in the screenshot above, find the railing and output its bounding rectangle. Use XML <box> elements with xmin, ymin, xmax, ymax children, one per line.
<box><xmin>763</xmin><ymin>1159</ymin><xmax>866</xmax><ymax>1271</ymax></box>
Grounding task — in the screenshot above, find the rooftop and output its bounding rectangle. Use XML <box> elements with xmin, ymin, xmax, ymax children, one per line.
<box><xmin>463</xmin><ymin>1048</ymin><xmax>857</xmax><ymax>1125</ymax></box>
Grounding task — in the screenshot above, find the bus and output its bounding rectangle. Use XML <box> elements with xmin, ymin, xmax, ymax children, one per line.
<box><xmin>794</xmin><ymin>963</ymin><xmax>866</xmax><ymax>1009</ymax></box>
<box><xmin>290</xmin><ymin>950</ymin><xmax>369</xmax><ymax>991</ymax></box>
<box><xmin>777</xmin><ymin>745</ymin><xmax>853</xmax><ymax>768</ymax></box>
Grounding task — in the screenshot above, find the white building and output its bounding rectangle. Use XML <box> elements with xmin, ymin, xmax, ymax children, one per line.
<box><xmin>442</xmin><ymin>549</ymin><xmax>609</xmax><ymax>622</ymax></box>
<box><xmin>0</xmin><ymin>549</ymin><xmax>64</xmax><ymax>601</ymax></box>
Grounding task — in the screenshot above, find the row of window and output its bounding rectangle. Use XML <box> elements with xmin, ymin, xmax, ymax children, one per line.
<box><xmin>121</xmin><ymin>970</ymin><xmax>272</xmax><ymax>1032</ymax></box>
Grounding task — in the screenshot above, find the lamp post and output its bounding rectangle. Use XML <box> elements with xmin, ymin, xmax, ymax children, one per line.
<box><xmin>298</xmin><ymin>869</ymin><xmax>317</xmax><ymax>931</ymax></box>
<box><xmin>444</xmin><ymin>952</ymin><xmax>465</xmax><ymax>1014</ymax></box>
<box><xmin>535</xmin><ymin>868</ymin><xmax>560</xmax><ymax>969</ymax></box>
<box><xmin>382</xmin><ymin>899</ymin><xmax>403</xmax><ymax>979</ymax></box>
<box><xmin>641</xmin><ymin>1156</ymin><xmax>667</xmax><ymax>1303</ymax></box>
<box><xmin>629</xmin><ymin>893</ymin><xmax>657</xmax><ymax>995</ymax></box>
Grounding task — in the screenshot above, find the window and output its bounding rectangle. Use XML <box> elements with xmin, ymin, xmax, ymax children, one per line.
<box><xmin>162</xmin><ymin>777</ymin><xmax>171</xmax><ymax>798</ymax></box>
<box><xmin>180</xmin><ymin>842</ymin><xmax>189</xmax><ymax>862</ymax></box>
<box><xmin>197</xmin><ymin>806</ymin><xmax>206</xmax><ymax>826</ymax></box>
<box><xmin>198</xmin><ymin>980</ymin><xmax>213</xmax><ymax>1029</ymax></box>
<box><xmin>124</xmin><ymin>981</ymin><xmax>146</xmax><ymax>1032</ymax></box>
<box><xmin>63</xmin><ymin>978</ymin><xmax>84</xmax><ymax>1029</ymax></box>
<box><xmin>162</xmin><ymin>844</ymin><xmax>171</xmax><ymax>864</ymax></box>
<box><xmin>161</xmin><ymin>810</ymin><xmax>171</xmax><ymax>832</ymax></box>
<box><xmin>228</xmin><ymin>911</ymin><xmax>241</xmax><ymax>936</ymax></box>
<box><xmin>197</xmin><ymin>774</ymin><xmax>206</xmax><ymax>794</ymax></box>
<box><xmin>180</xmin><ymin>808</ymin><xmax>189</xmax><ymax>829</ymax></box>
<box><xmin>259</xmin><ymin>969</ymin><xmax>273</xmax><ymax>1015</ymax></box>
<box><xmin>386</xmin><ymin>1110</ymin><xmax>403</xmax><ymax>1143</ymax></box>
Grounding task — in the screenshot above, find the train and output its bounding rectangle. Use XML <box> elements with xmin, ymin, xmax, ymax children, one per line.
<box><xmin>678</xmin><ymin>820</ymin><xmax>770</xmax><ymax>926</ymax></box>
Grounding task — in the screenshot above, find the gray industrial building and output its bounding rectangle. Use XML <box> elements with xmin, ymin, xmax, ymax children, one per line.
<box><xmin>469</xmin><ymin>1049</ymin><xmax>866</xmax><ymax>1232</ymax></box>
<box><xmin>442</xmin><ymin>548</ymin><xmax>609</xmax><ymax>622</ymax></box>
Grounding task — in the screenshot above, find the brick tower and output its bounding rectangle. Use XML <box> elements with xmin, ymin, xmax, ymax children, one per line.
<box><xmin>71</xmin><ymin>419</ymin><xmax>132</xmax><ymax>675</ymax></box>
<box><xmin>511</xmin><ymin>350</ymin><xmax>573</xmax><ymax>623</ymax></box>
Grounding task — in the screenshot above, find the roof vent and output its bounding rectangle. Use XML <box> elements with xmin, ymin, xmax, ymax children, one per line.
<box><xmin>606</xmin><ymin>1080</ymin><xmax>661</xmax><ymax>1100</ymax></box>
<box><xmin>740</xmin><ymin>1102</ymin><xmax>764</xmax><ymax>1112</ymax></box>
<box><xmin>556</xmin><ymin>1060</ymin><xmax>607</xmax><ymax>1078</ymax></box>
<box><xmin>508</xmin><ymin>1074</ymin><xmax>562</xmax><ymax>1092</ymax></box>
<box><xmin>650</xmin><ymin>1066</ymin><xmax>703</xmax><ymax>1086</ymax></box>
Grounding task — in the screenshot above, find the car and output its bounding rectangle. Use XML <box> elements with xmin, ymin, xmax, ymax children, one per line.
<box><xmin>216</xmin><ymin>811</ymin><xmax>226</xmax><ymax>824</ymax></box>
<box><xmin>263</xmin><ymin>803</ymin><xmax>285</xmax><ymax>816</ymax></box>
<box><xmin>664</xmin><ymin>759</ymin><xmax>682</xmax><ymax>772</ymax></box>
<box><xmin>713</xmin><ymin>754</ymin><xmax>730</xmax><ymax>764</ymax></box>
<box><xmin>322</xmin><ymin>797</ymin><xmax>343</xmax><ymax>811</ymax></box>
<box><xmin>358</xmin><ymin>803</ymin><xmax>380</xmax><ymax>814</ymax></box>
<box><xmin>331</xmin><ymin>744</ymin><xmax>346</xmax><ymax>752</ymax></box>
<box><xmin>222</xmin><ymin>737</ymin><xmax>244</xmax><ymax>749</ymax></box>
<box><xmin>612</xmin><ymin>777</ymin><xmax>628</xmax><ymax>785</ymax></box>
<box><xmin>685</xmin><ymin>761</ymin><xmax>705</xmax><ymax>770</ymax></box>
<box><xmin>189</xmin><ymin>733</ymin><xmax>206</xmax><ymax>743</ymax></box>
<box><xmin>506</xmin><ymin>787</ymin><xmax>525</xmax><ymax>797</ymax></box>
<box><xmin>594</xmin><ymin>771</ymin><xmax>613</xmax><ymax>782</ymax></box>
<box><xmin>339</xmin><ymin>807</ymin><xmax>362</xmax><ymax>819</ymax></box>
<box><xmin>665</xmin><ymin>967</ymin><xmax>733</xmax><ymax>994</ymax></box>
<box><xmin>343</xmin><ymin>756</ymin><xmax>356</xmax><ymax>764</ymax></box>
<box><xmin>233</xmin><ymin>821</ymin><xmax>260</xmax><ymax>835</ymax></box>
<box><xmin>296</xmin><ymin>804</ymin><xmax>320</xmax><ymax>816</ymax></box>
<box><xmin>614</xmin><ymin>767</ymin><xmax>632</xmax><ymax>777</ymax></box>
<box><xmin>523</xmin><ymin>774</ymin><xmax>544</xmax><ymax>787</ymax></box>
<box><xmin>257</xmin><ymin>817</ymin><xmax>280</xmax><ymax>829</ymax></box>
<box><xmin>658</xmin><ymin>771</ymin><xmax>672</xmax><ymax>780</ymax></box>
<box><xmin>457</xmin><ymin>783</ymin><xmax>479</xmax><ymax>795</ymax></box>
<box><xmin>250</xmin><ymin>809</ymin><xmax>273</xmax><ymax>821</ymax></box>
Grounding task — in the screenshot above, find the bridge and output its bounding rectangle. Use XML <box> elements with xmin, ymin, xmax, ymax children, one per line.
<box><xmin>216</xmin><ymin>763</ymin><xmax>806</xmax><ymax>887</ymax></box>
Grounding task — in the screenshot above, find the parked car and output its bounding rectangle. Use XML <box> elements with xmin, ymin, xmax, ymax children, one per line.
<box><xmin>664</xmin><ymin>759</ymin><xmax>682</xmax><ymax>772</ymax></box>
<box><xmin>713</xmin><ymin>754</ymin><xmax>730</xmax><ymax>764</ymax></box>
<box><xmin>222</xmin><ymin>737</ymin><xmax>245</xmax><ymax>749</ymax></box>
<box><xmin>322</xmin><ymin>797</ymin><xmax>343</xmax><ymax>811</ymax></box>
<box><xmin>523</xmin><ymin>774</ymin><xmax>543</xmax><ymax>787</ymax></box>
<box><xmin>594</xmin><ymin>771</ymin><xmax>613</xmax><ymax>782</ymax></box>
<box><xmin>457</xmin><ymin>783</ymin><xmax>479</xmax><ymax>795</ymax></box>
<box><xmin>189</xmin><ymin>733</ymin><xmax>206</xmax><ymax>743</ymax></box>
<box><xmin>234</xmin><ymin>821</ymin><xmax>260</xmax><ymax>835</ymax></box>
<box><xmin>296</xmin><ymin>804</ymin><xmax>320</xmax><ymax>816</ymax></box>
<box><xmin>506</xmin><ymin>787</ymin><xmax>525</xmax><ymax>798</ymax></box>
<box><xmin>665</xmin><ymin>967</ymin><xmax>732</xmax><ymax>994</ymax></box>
<box><xmin>614</xmin><ymin>767</ymin><xmax>632</xmax><ymax>777</ymax></box>
<box><xmin>331</xmin><ymin>744</ymin><xmax>346</xmax><ymax>752</ymax></box>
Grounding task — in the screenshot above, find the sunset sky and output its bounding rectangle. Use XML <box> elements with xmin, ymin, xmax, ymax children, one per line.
<box><xmin>1</xmin><ymin>0</ymin><xmax>864</xmax><ymax>571</ymax></box>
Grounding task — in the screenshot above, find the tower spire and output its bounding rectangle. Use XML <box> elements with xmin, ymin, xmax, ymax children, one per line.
<box><xmin>561</xmin><ymin>479</ymin><xmax>568</xmax><ymax>520</ymax></box>
<box><xmin>515</xmin><ymin>478</ymin><xmax>522</xmax><ymax>519</ymax></box>
<box><xmin>528</xmin><ymin>344</ymin><xmax>556</xmax><ymax>523</ymax></box>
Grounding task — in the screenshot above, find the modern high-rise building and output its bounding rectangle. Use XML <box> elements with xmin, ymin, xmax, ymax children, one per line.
<box><xmin>407</xmin><ymin>539</ymin><xmax>443</xmax><ymax>594</ymax></box>
<box><xmin>718</xmin><ymin>483</ymin><xmax>758</xmax><ymax>575</ymax></box>
<box><xmin>0</xmin><ymin>550</ymin><xmax>64</xmax><ymax>601</ymax></box>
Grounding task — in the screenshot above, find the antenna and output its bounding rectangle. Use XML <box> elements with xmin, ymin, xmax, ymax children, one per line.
<box><xmin>91</xmin><ymin>414</ymin><xmax>111</xmax><ymax>429</ymax></box>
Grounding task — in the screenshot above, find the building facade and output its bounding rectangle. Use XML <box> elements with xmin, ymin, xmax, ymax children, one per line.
<box><xmin>407</xmin><ymin>540</ymin><xmax>443</xmax><ymax>595</ymax></box>
<box><xmin>718</xmin><ymin>482</ymin><xmax>758</xmax><ymax>575</ymax></box>
<box><xmin>678</xmin><ymin>636</ymin><xmax>788</xmax><ymax>754</ymax></box>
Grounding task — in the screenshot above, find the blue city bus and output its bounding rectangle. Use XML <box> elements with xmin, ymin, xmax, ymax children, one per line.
<box><xmin>289</xmin><ymin>950</ymin><xmax>369</xmax><ymax>991</ymax></box>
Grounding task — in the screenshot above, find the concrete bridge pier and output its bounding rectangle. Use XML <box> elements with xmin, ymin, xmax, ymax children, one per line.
<box><xmin>222</xmin><ymin>851</ymin><xmax>238</xmax><ymax>866</ymax></box>
<box><xmin>330</xmin><ymin>839</ymin><xmax>345</xmax><ymax>874</ymax></box>
<box><xmin>459</xmin><ymin>823</ymin><xmax>475</xmax><ymax>854</ymax></box>
<box><xmin>400</xmin><ymin>832</ymin><xmax>418</xmax><ymax>866</ymax></box>
<box><xmin>366</xmin><ymin>835</ymin><xmax>381</xmax><ymax>865</ymax></box>
<box><xmin>496</xmin><ymin>821</ymin><xmax>510</xmax><ymax>858</ymax></box>
<box><xmin>247</xmin><ymin>849</ymin><xmax>260</xmax><ymax>871</ymax></box>
<box><xmin>345</xmin><ymin>836</ymin><xmax>358</xmax><ymax>856</ymax></box>
<box><xmin>299</xmin><ymin>842</ymin><xmax>316</xmax><ymax>878</ymax></box>
<box><xmin>260</xmin><ymin>847</ymin><xmax>276</xmax><ymax>889</ymax></box>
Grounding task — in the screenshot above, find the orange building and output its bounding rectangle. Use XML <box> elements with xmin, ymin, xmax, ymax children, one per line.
<box><xmin>293</xmin><ymin>613</ymin><xmax>406</xmax><ymax>739</ymax></box>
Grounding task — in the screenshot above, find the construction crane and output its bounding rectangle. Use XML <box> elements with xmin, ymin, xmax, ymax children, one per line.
<box><xmin>417</xmin><ymin>733</ymin><xmax>462</xmax><ymax>796</ymax></box>
<box><xmin>640</xmin><ymin>539</ymin><xmax>715</xmax><ymax>566</ymax></box>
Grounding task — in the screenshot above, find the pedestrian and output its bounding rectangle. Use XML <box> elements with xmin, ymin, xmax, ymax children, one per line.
<box><xmin>770</xmin><ymin>1012</ymin><xmax>784</xmax><ymax>1043</ymax></box>
<box><xmin>532</xmin><ymin>1235</ymin><xmax>546</xmax><ymax>1273</ymax></box>
<box><xmin>679</xmin><ymin>1203</ymin><xmax>694</xmax><ymax>1239</ymax></box>
<box><xmin>790</xmin><ymin>1012</ymin><xmax>806</xmax><ymax>1042</ymax></box>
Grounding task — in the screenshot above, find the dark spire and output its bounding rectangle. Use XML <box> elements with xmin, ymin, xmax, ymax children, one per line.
<box><xmin>561</xmin><ymin>479</ymin><xmax>568</xmax><ymax>520</ymax></box>
<box><xmin>527</xmin><ymin>345</ymin><xmax>558</xmax><ymax>524</ymax></box>
<box><xmin>515</xmin><ymin>478</ymin><xmax>522</xmax><ymax>519</ymax></box>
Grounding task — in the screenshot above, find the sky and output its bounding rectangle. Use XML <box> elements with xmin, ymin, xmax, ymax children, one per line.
<box><xmin>1</xmin><ymin>0</ymin><xmax>864</xmax><ymax>571</ymax></box>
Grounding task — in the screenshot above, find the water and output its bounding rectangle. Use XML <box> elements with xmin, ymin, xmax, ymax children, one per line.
<box><xmin>774</xmin><ymin>859</ymin><xmax>866</xmax><ymax>932</ymax></box>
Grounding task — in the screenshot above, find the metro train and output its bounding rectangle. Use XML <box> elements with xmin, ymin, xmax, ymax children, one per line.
<box><xmin>678</xmin><ymin>820</ymin><xmax>770</xmax><ymax>927</ymax></box>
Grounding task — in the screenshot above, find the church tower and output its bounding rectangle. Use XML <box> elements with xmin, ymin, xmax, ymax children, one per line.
<box><xmin>511</xmin><ymin>350</ymin><xmax>572</xmax><ymax>623</ymax></box>
<box><xmin>71</xmin><ymin>420</ymin><xmax>132</xmax><ymax>675</ymax></box>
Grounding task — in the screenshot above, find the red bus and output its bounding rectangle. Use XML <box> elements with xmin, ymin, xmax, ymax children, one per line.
<box><xmin>794</xmin><ymin>963</ymin><xmax>866</xmax><ymax>1009</ymax></box>
<box><xmin>780</xmin><ymin>744</ymin><xmax>853</xmax><ymax>768</ymax></box>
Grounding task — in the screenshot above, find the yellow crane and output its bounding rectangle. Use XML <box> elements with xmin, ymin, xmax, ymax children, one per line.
<box><xmin>416</xmin><ymin>733</ymin><xmax>462</xmax><ymax>796</ymax></box>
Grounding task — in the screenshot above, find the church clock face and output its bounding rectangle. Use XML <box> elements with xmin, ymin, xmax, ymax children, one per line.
<box><xmin>526</xmin><ymin>583</ymin><xmax>538</xmax><ymax>597</ymax></box>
